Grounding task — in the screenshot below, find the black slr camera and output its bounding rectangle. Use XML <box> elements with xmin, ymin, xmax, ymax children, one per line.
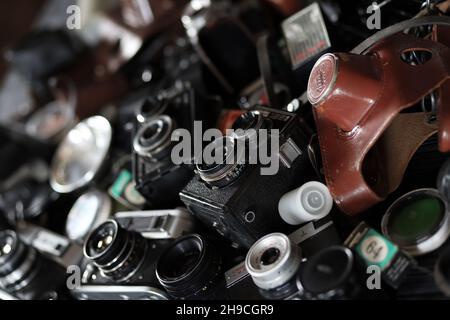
<box><xmin>180</xmin><ymin>106</ymin><xmax>316</xmax><ymax>248</ymax></box>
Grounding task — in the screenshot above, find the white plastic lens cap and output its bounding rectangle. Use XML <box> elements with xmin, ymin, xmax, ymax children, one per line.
<box><xmin>278</xmin><ymin>181</ymin><xmax>333</xmax><ymax>225</ymax></box>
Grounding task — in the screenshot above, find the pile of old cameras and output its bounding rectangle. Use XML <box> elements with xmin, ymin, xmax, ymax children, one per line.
<box><xmin>2</xmin><ymin>0</ymin><xmax>450</xmax><ymax>301</ymax></box>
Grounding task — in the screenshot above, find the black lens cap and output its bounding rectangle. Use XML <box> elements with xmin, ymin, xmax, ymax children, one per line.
<box><xmin>298</xmin><ymin>246</ymin><xmax>354</xmax><ymax>296</ymax></box>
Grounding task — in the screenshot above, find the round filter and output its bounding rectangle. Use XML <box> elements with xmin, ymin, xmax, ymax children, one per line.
<box><xmin>382</xmin><ymin>189</ymin><xmax>450</xmax><ymax>256</ymax></box>
<box><xmin>50</xmin><ymin>116</ymin><xmax>112</xmax><ymax>194</ymax></box>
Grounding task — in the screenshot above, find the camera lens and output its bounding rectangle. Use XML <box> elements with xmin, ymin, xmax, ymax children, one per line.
<box><xmin>245</xmin><ymin>233</ymin><xmax>301</xmax><ymax>291</ymax></box>
<box><xmin>231</xmin><ymin>111</ymin><xmax>266</xmax><ymax>140</ymax></box>
<box><xmin>133</xmin><ymin>115</ymin><xmax>175</xmax><ymax>159</ymax></box>
<box><xmin>137</xmin><ymin>96</ymin><xmax>168</xmax><ymax>122</ymax></box>
<box><xmin>382</xmin><ymin>189</ymin><xmax>450</xmax><ymax>256</ymax></box>
<box><xmin>261</xmin><ymin>247</ymin><xmax>281</xmax><ymax>266</ymax></box>
<box><xmin>232</xmin><ymin>111</ymin><xmax>262</xmax><ymax>131</ymax></box>
<box><xmin>0</xmin><ymin>230</ymin><xmax>40</xmax><ymax>292</ymax></box>
<box><xmin>297</xmin><ymin>246</ymin><xmax>355</xmax><ymax>299</ymax></box>
<box><xmin>139</xmin><ymin>123</ymin><xmax>161</xmax><ymax>147</ymax></box>
<box><xmin>196</xmin><ymin>136</ymin><xmax>246</xmax><ymax>188</ymax></box>
<box><xmin>84</xmin><ymin>220</ymin><xmax>148</xmax><ymax>282</ymax></box>
<box><xmin>85</xmin><ymin>222</ymin><xmax>116</xmax><ymax>258</ymax></box>
<box><xmin>156</xmin><ymin>234</ymin><xmax>223</xmax><ymax>300</ymax></box>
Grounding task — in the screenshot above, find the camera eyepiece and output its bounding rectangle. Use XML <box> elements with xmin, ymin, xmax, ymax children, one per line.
<box><xmin>0</xmin><ymin>230</ymin><xmax>39</xmax><ymax>292</ymax></box>
<box><xmin>133</xmin><ymin>115</ymin><xmax>175</xmax><ymax>159</ymax></box>
<box><xmin>196</xmin><ymin>136</ymin><xmax>246</xmax><ymax>189</ymax></box>
<box><xmin>156</xmin><ymin>234</ymin><xmax>223</xmax><ymax>300</ymax></box>
<box><xmin>245</xmin><ymin>233</ymin><xmax>301</xmax><ymax>291</ymax></box>
<box><xmin>83</xmin><ymin>220</ymin><xmax>148</xmax><ymax>282</ymax></box>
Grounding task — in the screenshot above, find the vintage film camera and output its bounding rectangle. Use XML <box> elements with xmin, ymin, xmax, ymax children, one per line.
<box><xmin>71</xmin><ymin>208</ymin><xmax>196</xmax><ymax>300</ymax></box>
<box><xmin>0</xmin><ymin>228</ymin><xmax>75</xmax><ymax>300</ymax></box>
<box><xmin>72</xmin><ymin>220</ymin><xmax>171</xmax><ymax>300</ymax></box>
<box><xmin>180</xmin><ymin>106</ymin><xmax>316</xmax><ymax>248</ymax></box>
<box><xmin>132</xmin><ymin>82</ymin><xmax>220</xmax><ymax>208</ymax></box>
<box><xmin>234</xmin><ymin>233</ymin><xmax>370</xmax><ymax>300</ymax></box>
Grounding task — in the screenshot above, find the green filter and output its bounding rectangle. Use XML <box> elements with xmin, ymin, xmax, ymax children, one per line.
<box><xmin>388</xmin><ymin>195</ymin><xmax>445</xmax><ymax>244</ymax></box>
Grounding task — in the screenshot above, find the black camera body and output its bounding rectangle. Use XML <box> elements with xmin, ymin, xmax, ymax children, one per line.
<box><xmin>75</xmin><ymin>220</ymin><xmax>171</xmax><ymax>300</ymax></box>
<box><xmin>0</xmin><ymin>230</ymin><xmax>68</xmax><ymax>300</ymax></box>
<box><xmin>132</xmin><ymin>82</ymin><xmax>219</xmax><ymax>208</ymax></box>
<box><xmin>180</xmin><ymin>106</ymin><xmax>315</xmax><ymax>249</ymax></box>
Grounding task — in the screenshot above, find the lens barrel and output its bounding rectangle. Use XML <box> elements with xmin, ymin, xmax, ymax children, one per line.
<box><xmin>133</xmin><ymin>115</ymin><xmax>175</xmax><ymax>160</ymax></box>
<box><xmin>156</xmin><ymin>234</ymin><xmax>223</xmax><ymax>299</ymax></box>
<box><xmin>196</xmin><ymin>136</ymin><xmax>246</xmax><ymax>189</ymax></box>
<box><xmin>83</xmin><ymin>220</ymin><xmax>148</xmax><ymax>282</ymax></box>
<box><xmin>0</xmin><ymin>230</ymin><xmax>40</xmax><ymax>292</ymax></box>
<box><xmin>245</xmin><ymin>233</ymin><xmax>301</xmax><ymax>292</ymax></box>
<box><xmin>297</xmin><ymin>246</ymin><xmax>358</xmax><ymax>299</ymax></box>
<box><xmin>231</xmin><ymin>110</ymin><xmax>266</xmax><ymax>141</ymax></box>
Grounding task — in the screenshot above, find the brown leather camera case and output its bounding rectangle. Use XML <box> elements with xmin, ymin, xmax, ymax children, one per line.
<box><xmin>308</xmin><ymin>31</ymin><xmax>450</xmax><ymax>216</ymax></box>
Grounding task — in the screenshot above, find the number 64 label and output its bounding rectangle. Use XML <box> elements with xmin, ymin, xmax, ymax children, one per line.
<box><xmin>356</xmin><ymin>229</ymin><xmax>398</xmax><ymax>270</ymax></box>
